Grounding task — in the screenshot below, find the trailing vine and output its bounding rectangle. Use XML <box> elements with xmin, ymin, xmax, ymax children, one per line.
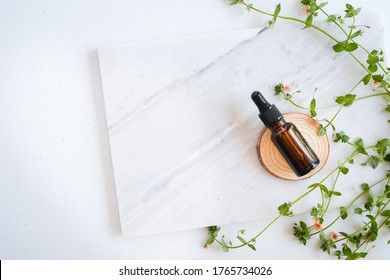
<box><xmin>204</xmin><ymin>0</ymin><xmax>390</xmax><ymax>259</ymax></box>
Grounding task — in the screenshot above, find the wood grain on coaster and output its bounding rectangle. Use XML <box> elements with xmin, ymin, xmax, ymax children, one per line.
<box><xmin>257</xmin><ymin>113</ymin><xmax>330</xmax><ymax>181</ymax></box>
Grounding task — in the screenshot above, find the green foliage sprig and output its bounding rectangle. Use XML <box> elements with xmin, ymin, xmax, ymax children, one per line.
<box><xmin>205</xmin><ymin>0</ymin><xmax>390</xmax><ymax>259</ymax></box>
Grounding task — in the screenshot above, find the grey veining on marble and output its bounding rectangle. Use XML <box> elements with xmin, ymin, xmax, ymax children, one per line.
<box><xmin>99</xmin><ymin>16</ymin><xmax>387</xmax><ymax>237</ymax></box>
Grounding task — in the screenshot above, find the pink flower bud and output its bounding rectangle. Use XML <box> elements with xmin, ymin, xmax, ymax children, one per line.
<box><xmin>304</xmin><ymin>6</ymin><xmax>310</xmax><ymax>16</ymax></box>
<box><xmin>329</xmin><ymin>231</ymin><xmax>338</xmax><ymax>241</ymax></box>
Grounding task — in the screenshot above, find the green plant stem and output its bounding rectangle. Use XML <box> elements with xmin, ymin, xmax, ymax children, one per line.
<box><xmin>212</xmin><ymin>2</ymin><xmax>390</xmax><ymax>256</ymax></box>
<box><xmin>314</xmin><ymin>177</ymin><xmax>388</xmax><ymax>237</ymax></box>
<box><xmin>348</xmin><ymin>242</ymin><xmax>369</xmax><ymax>259</ymax></box>
<box><xmin>248</xmin><ymin>5</ymin><xmax>338</xmax><ymax>42</ymax></box>
<box><xmin>365</xmin><ymin>142</ymin><xmax>390</xmax><ymax>150</ymax></box>
<box><xmin>350</xmin><ymin>79</ymin><xmax>362</xmax><ymax>93</ymax></box>
<box><xmin>347</xmin><ymin>15</ymin><xmax>356</xmax><ymax>41</ymax></box>
<box><xmin>355</xmin><ymin>92</ymin><xmax>389</xmax><ymax>101</ymax></box>
<box><xmin>378</xmin><ymin>215</ymin><xmax>390</xmax><ymax>229</ymax></box>
<box><xmin>346</xmin><ymin>140</ymin><xmax>390</xmax><ymax>151</ymax></box>
<box><xmin>322</xmin><ymin>105</ymin><xmax>343</xmax><ymax>131</ymax></box>
<box><xmin>248</xmin><ymin>4</ymin><xmax>374</xmax><ymax>74</ymax></box>
<box><xmin>349</xmin><ymin>217</ymin><xmax>390</xmax><ymax>258</ymax></box>
<box><xmin>350</xmin><ymin>52</ymin><xmax>370</xmax><ymax>73</ymax></box>
<box><xmin>281</xmin><ymin>92</ymin><xmax>310</xmax><ymax>110</ymax></box>
<box><xmin>218</xmin><ymin>214</ymin><xmax>282</xmax><ymax>249</ymax></box>
<box><xmin>356</xmin><ymin>43</ymin><xmax>388</xmax><ymax>74</ymax></box>
<box><xmin>312</xmin><ymin>91</ymin><xmax>388</xmax><ymax>110</ymax></box>
<box><xmin>320</xmin><ymin>189</ymin><xmax>325</xmax><ymax>207</ymax></box>
<box><xmin>339</xmin><ymin>214</ymin><xmax>390</xmax><ymax>247</ymax></box>
<box><xmin>319</xmin><ymin>170</ymin><xmax>342</xmax><ymax>211</ymax></box>
<box><xmin>319</xmin><ymin>6</ymin><xmax>388</xmax><ymax>75</ymax></box>
<box><xmin>293</xmin><ymin>166</ymin><xmax>342</xmax><ymax>205</ymax></box>
<box><xmin>250</xmin><ymin>214</ymin><xmax>282</xmax><ymax>243</ymax></box>
<box><xmin>373</xmin><ymin>191</ymin><xmax>390</xmax><ymax>220</ymax></box>
<box><xmin>289</xmin><ymin>100</ymin><xmax>309</xmax><ymax>110</ymax></box>
<box><xmin>220</xmin><ymin>153</ymin><xmax>351</xmax><ymax>249</ymax></box>
<box><xmin>319</xmin><ymin>7</ymin><xmax>348</xmax><ymax>36</ymax></box>
<box><xmin>324</xmin><ymin>170</ymin><xmax>341</xmax><ymax>212</ymax></box>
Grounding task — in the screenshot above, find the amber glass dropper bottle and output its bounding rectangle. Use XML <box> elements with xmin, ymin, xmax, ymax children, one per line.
<box><xmin>251</xmin><ymin>91</ymin><xmax>320</xmax><ymax>177</ymax></box>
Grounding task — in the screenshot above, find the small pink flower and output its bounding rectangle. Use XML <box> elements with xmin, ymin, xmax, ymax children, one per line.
<box><xmin>313</xmin><ymin>222</ymin><xmax>322</xmax><ymax>231</ymax></box>
<box><xmin>329</xmin><ymin>231</ymin><xmax>338</xmax><ymax>241</ymax></box>
<box><xmin>304</xmin><ymin>6</ymin><xmax>310</xmax><ymax>16</ymax></box>
<box><xmin>282</xmin><ymin>85</ymin><xmax>291</xmax><ymax>92</ymax></box>
<box><xmin>312</xmin><ymin>217</ymin><xmax>322</xmax><ymax>231</ymax></box>
<box><xmin>372</xmin><ymin>81</ymin><xmax>380</xmax><ymax>88</ymax></box>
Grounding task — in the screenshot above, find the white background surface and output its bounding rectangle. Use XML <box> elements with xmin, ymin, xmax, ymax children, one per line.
<box><xmin>1</xmin><ymin>0</ymin><xmax>390</xmax><ymax>259</ymax></box>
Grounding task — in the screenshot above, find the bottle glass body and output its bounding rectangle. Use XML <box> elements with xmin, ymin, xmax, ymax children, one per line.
<box><xmin>268</xmin><ymin>117</ymin><xmax>320</xmax><ymax>177</ymax></box>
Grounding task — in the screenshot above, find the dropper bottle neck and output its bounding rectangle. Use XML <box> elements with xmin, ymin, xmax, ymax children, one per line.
<box><xmin>251</xmin><ymin>91</ymin><xmax>272</xmax><ymax>112</ymax></box>
<box><xmin>251</xmin><ymin>91</ymin><xmax>283</xmax><ymax>127</ymax></box>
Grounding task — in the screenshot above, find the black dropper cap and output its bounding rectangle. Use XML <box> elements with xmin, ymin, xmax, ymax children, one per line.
<box><xmin>251</xmin><ymin>91</ymin><xmax>282</xmax><ymax>127</ymax></box>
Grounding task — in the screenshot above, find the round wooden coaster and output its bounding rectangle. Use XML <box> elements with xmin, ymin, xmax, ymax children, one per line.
<box><xmin>257</xmin><ymin>113</ymin><xmax>330</xmax><ymax>181</ymax></box>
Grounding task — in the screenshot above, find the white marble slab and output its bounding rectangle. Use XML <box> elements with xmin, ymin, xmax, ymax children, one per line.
<box><xmin>99</xmin><ymin>16</ymin><xmax>387</xmax><ymax>237</ymax></box>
